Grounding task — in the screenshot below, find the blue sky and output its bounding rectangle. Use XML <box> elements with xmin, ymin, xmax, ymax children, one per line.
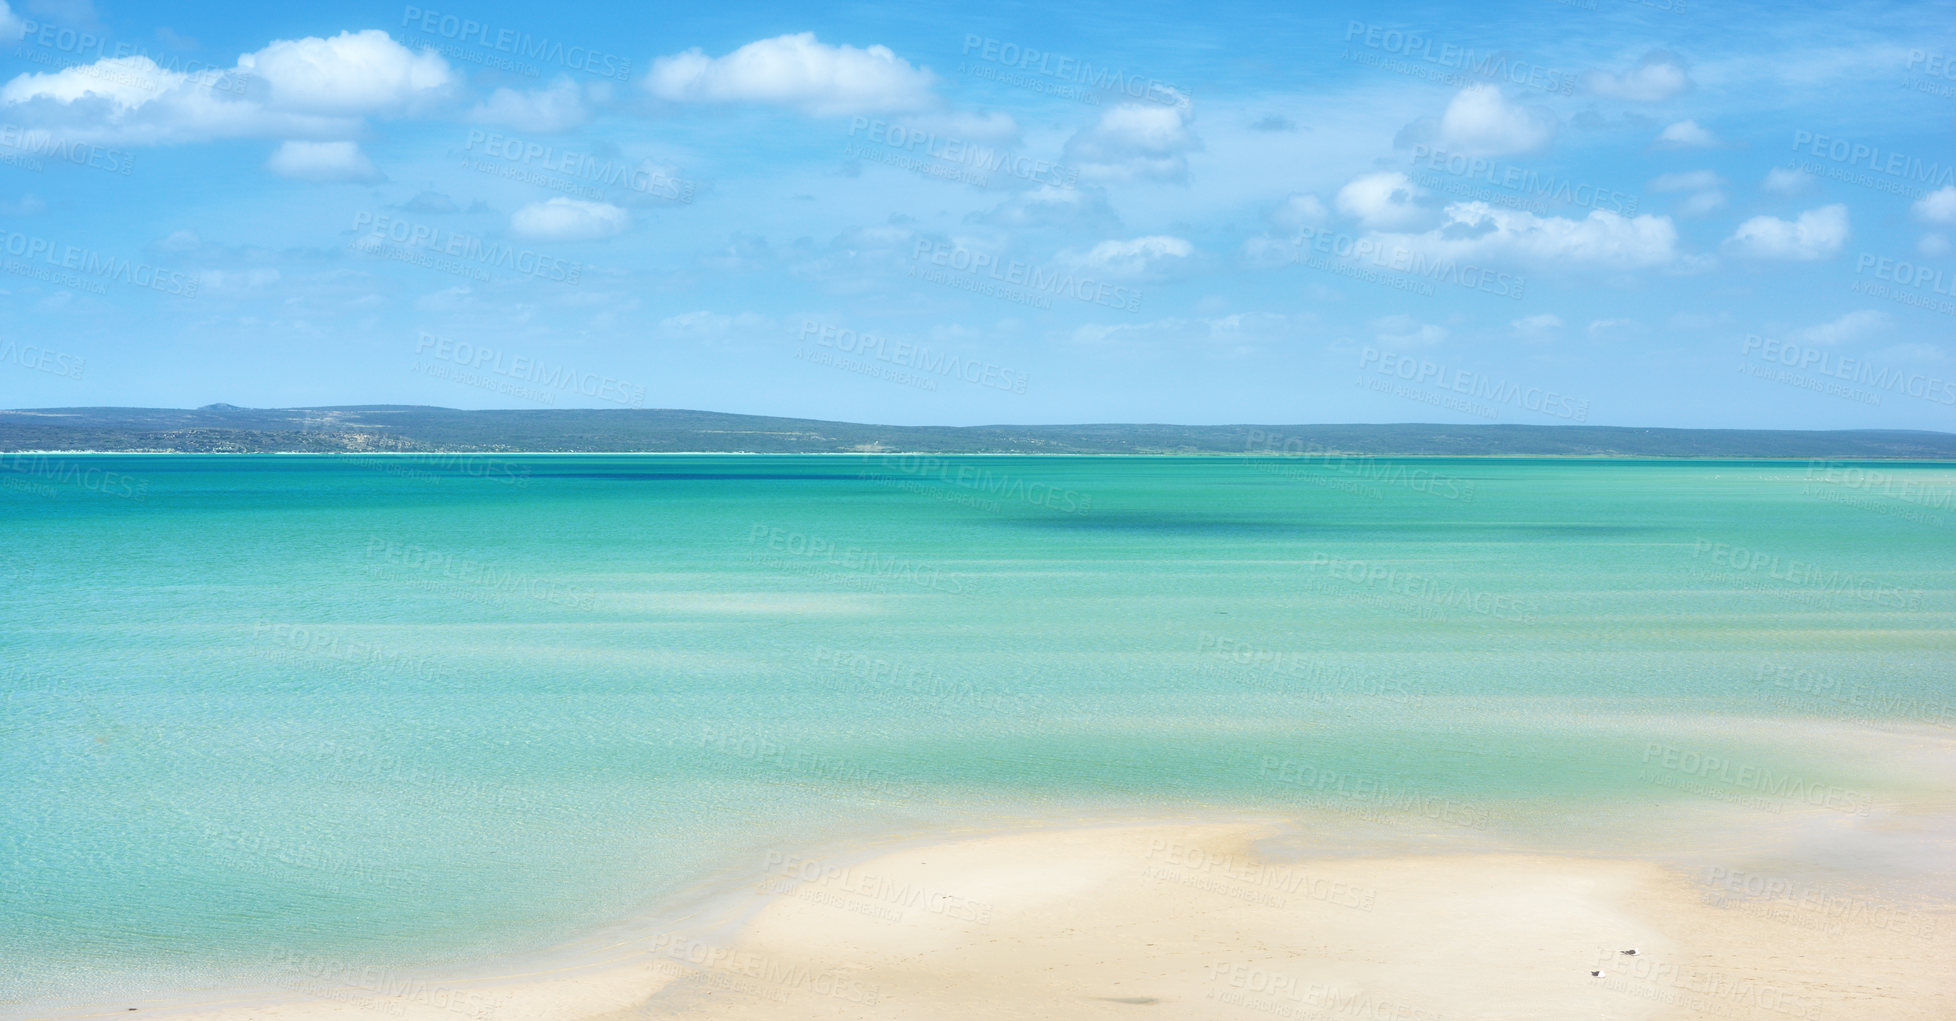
<box><xmin>1</xmin><ymin>0</ymin><xmax>1954</xmax><ymax>428</ymax></box>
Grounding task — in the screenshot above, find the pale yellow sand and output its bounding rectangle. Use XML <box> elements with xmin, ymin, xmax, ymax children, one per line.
<box><xmin>82</xmin><ymin>814</ymin><xmax>1952</xmax><ymax>1021</ymax></box>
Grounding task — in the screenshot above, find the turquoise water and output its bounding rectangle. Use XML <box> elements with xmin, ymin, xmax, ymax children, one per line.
<box><xmin>3</xmin><ymin>455</ymin><xmax>1953</xmax><ymax>1009</ymax></box>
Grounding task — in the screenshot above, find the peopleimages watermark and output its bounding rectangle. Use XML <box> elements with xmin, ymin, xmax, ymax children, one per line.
<box><xmin>1260</xmin><ymin>756</ymin><xmax>1494</xmax><ymax>830</ymax></box>
<box><xmin>1903</xmin><ymin>49</ymin><xmax>1956</xmax><ymax>98</ymax></box>
<box><xmin>797</xmin><ymin>319</ymin><xmax>1030</xmax><ymax>395</ymax></box>
<box><xmin>0</xmin><ymin>455</ymin><xmax>148</xmax><ymax>500</ymax></box>
<box><xmin>1307</xmin><ymin>552</ymin><xmax>1537</xmax><ymax>623</ymax></box>
<box><xmin>757</xmin><ymin>850</ymin><xmax>996</xmax><ymax>925</ymax></box>
<box><xmin>747</xmin><ymin>523</ymin><xmax>977</xmax><ymax>595</ymax></box>
<box><xmin>1342</xmin><ymin>21</ymin><xmax>1578</xmax><ymax>96</ymax></box>
<box><xmin>1</xmin><ymin>228</ymin><xmax>196</xmax><ymax>297</ymax></box>
<box><xmin>810</xmin><ymin>645</ymin><xmax>1043</xmax><ymax>718</ymax></box>
<box><xmin>1698</xmin><ymin>865</ymin><xmax>1940</xmax><ymax>941</ymax></box>
<box><xmin>1802</xmin><ymin>460</ymin><xmax>1955</xmax><ymax>528</ymax></box>
<box><xmin>958</xmin><ymin>35</ymin><xmax>1186</xmax><ymax>107</ymax></box>
<box><xmin>1144</xmin><ymin>840</ymin><xmax>1378</xmax><ymax>911</ymax></box>
<box><xmin>1359</xmin><ymin>347</ymin><xmax>1588</xmax><ymax>422</ymax></box>
<box><xmin>0</xmin><ymin>123</ymin><xmax>135</xmax><ymax>175</ymax></box>
<box><xmin>1785</xmin><ymin>130</ymin><xmax>1953</xmax><ymax>199</ymax></box>
<box><xmin>253</xmin><ymin>621</ymin><xmax>447</xmax><ymax>683</ymax></box>
<box><xmin>906</xmin><ymin>241</ymin><xmax>1142</xmax><ymax>313</ymax></box>
<box><xmin>845</xmin><ymin>117</ymin><xmax>1078</xmax><ymax>189</ymax></box>
<box><xmin>362</xmin><ymin>537</ymin><xmax>598</xmax><ymax>612</ymax></box>
<box><xmin>400</xmin><ymin>6</ymin><xmax>632</xmax><ymax>80</ymax></box>
<box><xmin>1754</xmin><ymin>660</ymin><xmax>1956</xmax><ymax>729</ymax></box>
<box><xmin>1243</xmin><ymin>429</ymin><xmax>1476</xmax><ymax>503</ymax></box>
<box><xmin>1687</xmin><ymin>539</ymin><xmax>1921</xmax><ymax>610</ymax></box>
<box><xmin>458</xmin><ymin>130</ymin><xmax>695</xmax><ymax>204</ymax></box>
<box><xmin>414</xmin><ymin>331</ymin><xmax>646</xmax><ymax>408</ymax></box>
<box><xmin>1850</xmin><ymin>251</ymin><xmax>1956</xmax><ymax>320</ymax></box>
<box><xmin>12</xmin><ymin>19</ymin><xmax>250</xmax><ymax>96</ymax></box>
<box><xmin>685</xmin><ymin>724</ymin><xmax>928</xmax><ymax>805</ymax></box>
<box><xmin>1640</xmin><ymin>742</ymin><xmax>1873</xmax><ymax>816</ymax></box>
<box><xmin>1282</xmin><ymin>225</ymin><xmax>1525</xmax><ymax>300</ymax></box>
<box><xmin>873</xmin><ymin>454</ymin><xmax>1091</xmax><ymax>514</ymax></box>
<box><xmin>1</xmin><ymin>340</ymin><xmax>85</xmax><ymax>380</ymax></box>
<box><xmin>266</xmin><ymin>950</ymin><xmax>505</xmax><ymax>1020</ymax></box>
<box><xmin>1407</xmin><ymin>145</ymin><xmax>1637</xmax><ymax>215</ymax></box>
<box><xmin>1739</xmin><ymin>333</ymin><xmax>1955</xmax><ymax>408</ymax></box>
<box><xmin>348</xmin><ymin>211</ymin><xmax>584</xmax><ymax>285</ymax></box>
<box><xmin>1196</xmin><ymin>631</ymin><xmax>1419</xmax><ymax>704</ymax></box>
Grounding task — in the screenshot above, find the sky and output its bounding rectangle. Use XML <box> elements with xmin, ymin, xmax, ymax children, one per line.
<box><xmin>1</xmin><ymin>0</ymin><xmax>1954</xmax><ymax>429</ymax></box>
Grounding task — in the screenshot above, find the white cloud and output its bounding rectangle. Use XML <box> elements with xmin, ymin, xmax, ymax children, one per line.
<box><xmin>1431</xmin><ymin>84</ymin><xmax>1554</xmax><ymax>155</ymax></box>
<box><xmin>1372</xmin><ymin>314</ymin><xmax>1447</xmax><ymax>347</ymax></box>
<box><xmin>1762</xmin><ymin>167</ymin><xmax>1814</xmax><ymax>196</ymax></box>
<box><xmin>509</xmin><ymin>198</ymin><xmax>629</xmax><ymax>241</ymax></box>
<box><xmin>645</xmin><ymin>33</ymin><xmax>935</xmax><ymax>116</ymax></box>
<box><xmin>0</xmin><ymin>2</ymin><xmax>23</xmax><ymax>42</ymax></box>
<box><xmin>469</xmin><ymin>77</ymin><xmax>587</xmax><ymax>132</ymax></box>
<box><xmin>1647</xmin><ymin>171</ymin><xmax>1723</xmax><ymax>216</ymax></box>
<box><xmin>1063</xmin><ymin>102</ymin><xmax>1199</xmax><ymax>182</ymax></box>
<box><xmin>1911</xmin><ymin>186</ymin><xmax>1956</xmax><ymax>225</ymax></box>
<box><xmin>1270</xmin><ymin>194</ymin><xmax>1328</xmax><ymax>232</ymax></box>
<box><xmin>1647</xmin><ymin>170</ymin><xmax>1721</xmax><ymax>193</ymax></box>
<box><xmin>1920</xmin><ymin>233</ymin><xmax>1952</xmax><ymax>257</ymax></box>
<box><xmin>1587</xmin><ymin>54</ymin><xmax>1692</xmax><ymax>102</ymax></box>
<box><xmin>1792</xmin><ymin>309</ymin><xmax>1886</xmax><ymax>346</ymax></box>
<box><xmin>266</xmin><ymin>140</ymin><xmax>381</xmax><ymax>182</ymax></box>
<box><xmin>1655</xmin><ymin>119</ymin><xmax>1717</xmax><ymax>147</ymax></box>
<box><xmin>1063</xmin><ymin>235</ymin><xmax>1194</xmax><ymax>278</ymax></box>
<box><xmin>1677</xmin><ymin>191</ymin><xmax>1726</xmax><ymax>217</ymax></box>
<box><xmin>1722</xmin><ymin>204</ymin><xmax>1848</xmax><ymax>260</ymax></box>
<box><xmin>0</xmin><ymin>30</ymin><xmax>454</xmax><ymax>144</ymax></box>
<box><xmin>1369</xmin><ymin>202</ymin><xmax>1680</xmax><ymax>269</ymax></box>
<box><xmin>238</xmin><ymin>30</ymin><xmax>452</xmax><ymax>115</ymax></box>
<box><xmin>1335</xmin><ymin>172</ymin><xmax>1426</xmax><ymax>229</ymax></box>
<box><xmin>1511</xmin><ymin>313</ymin><xmax>1564</xmax><ymax>340</ymax></box>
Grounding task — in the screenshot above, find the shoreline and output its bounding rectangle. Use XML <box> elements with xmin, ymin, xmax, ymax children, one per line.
<box><xmin>30</xmin><ymin>806</ymin><xmax>1956</xmax><ymax>1021</ymax></box>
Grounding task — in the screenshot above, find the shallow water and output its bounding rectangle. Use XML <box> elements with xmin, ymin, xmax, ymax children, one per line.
<box><xmin>3</xmin><ymin>454</ymin><xmax>1952</xmax><ymax>1010</ymax></box>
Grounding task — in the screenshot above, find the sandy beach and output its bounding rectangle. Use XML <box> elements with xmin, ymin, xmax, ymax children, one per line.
<box><xmin>75</xmin><ymin>812</ymin><xmax>1950</xmax><ymax>1021</ymax></box>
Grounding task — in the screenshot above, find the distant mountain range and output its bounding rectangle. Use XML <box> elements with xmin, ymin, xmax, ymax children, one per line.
<box><xmin>2</xmin><ymin>406</ymin><xmax>1953</xmax><ymax>458</ymax></box>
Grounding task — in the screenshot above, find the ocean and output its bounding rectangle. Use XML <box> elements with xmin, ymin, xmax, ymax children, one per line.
<box><xmin>2</xmin><ymin>454</ymin><xmax>1951</xmax><ymax>1013</ymax></box>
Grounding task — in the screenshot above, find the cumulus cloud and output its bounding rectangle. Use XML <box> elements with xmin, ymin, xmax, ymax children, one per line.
<box><xmin>0</xmin><ymin>1</ymin><xmax>23</xmax><ymax>42</ymax></box>
<box><xmin>1368</xmin><ymin>202</ymin><xmax>1680</xmax><ymax>269</ymax></box>
<box><xmin>1912</xmin><ymin>186</ymin><xmax>1956</xmax><ymax>225</ymax></box>
<box><xmin>1722</xmin><ymin>204</ymin><xmax>1848</xmax><ymax>260</ymax></box>
<box><xmin>1061</xmin><ymin>235</ymin><xmax>1194</xmax><ymax>278</ymax></box>
<box><xmin>1762</xmin><ymin>167</ymin><xmax>1814</xmax><ymax>196</ymax></box>
<box><xmin>469</xmin><ymin>77</ymin><xmax>587</xmax><ymax>132</ymax></box>
<box><xmin>509</xmin><ymin>198</ymin><xmax>629</xmax><ymax>241</ymax></box>
<box><xmin>266</xmin><ymin>139</ymin><xmax>381</xmax><ymax>182</ymax></box>
<box><xmin>0</xmin><ymin>29</ymin><xmax>454</xmax><ymax>144</ymax></box>
<box><xmin>1335</xmin><ymin>172</ymin><xmax>1426</xmax><ymax>230</ymax></box>
<box><xmin>1654</xmin><ymin>119</ymin><xmax>1717</xmax><ymax>148</ymax></box>
<box><xmin>1587</xmin><ymin>53</ymin><xmax>1692</xmax><ymax>102</ymax></box>
<box><xmin>645</xmin><ymin>33</ymin><xmax>935</xmax><ymax>115</ymax></box>
<box><xmin>1062</xmin><ymin>101</ymin><xmax>1200</xmax><ymax>182</ymax></box>
<box><xmin>970</xmin><ymin>184</ymin><xmax>1118</xmax><ymax>231</ymax></box>
<box><xmin>1269</xmin><ymin>193</ymin><xmax>1328</xmax><ymax>232</ymax></box>
<box><xmin>1511</xmin><ymin>313</ymin><xmax>1564</xmax><ymax>341</ymax></box>
<box><xmin>1404</xmin><ymin>85</ymin><xmax>1554</xmax><ymax>156</ymax></box>
<box><xmin>239</xmin><ymin>30</ymin><xmax>451</xmax><ymax>115</ymax></box>
<box><xmin>1372</xmin><ymin>314</ymin><xmax>1448</xmax><ymax>347</ymax></box>
<box><xmin>1792</xmin><ymin>309</ymin><xmax>1886</xmax><ymax>346</ymax></box>
<box><xmin>1647</xmin><ymin>170</ymin><xmax>1724</xmax><ymax>216</ymax></box>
